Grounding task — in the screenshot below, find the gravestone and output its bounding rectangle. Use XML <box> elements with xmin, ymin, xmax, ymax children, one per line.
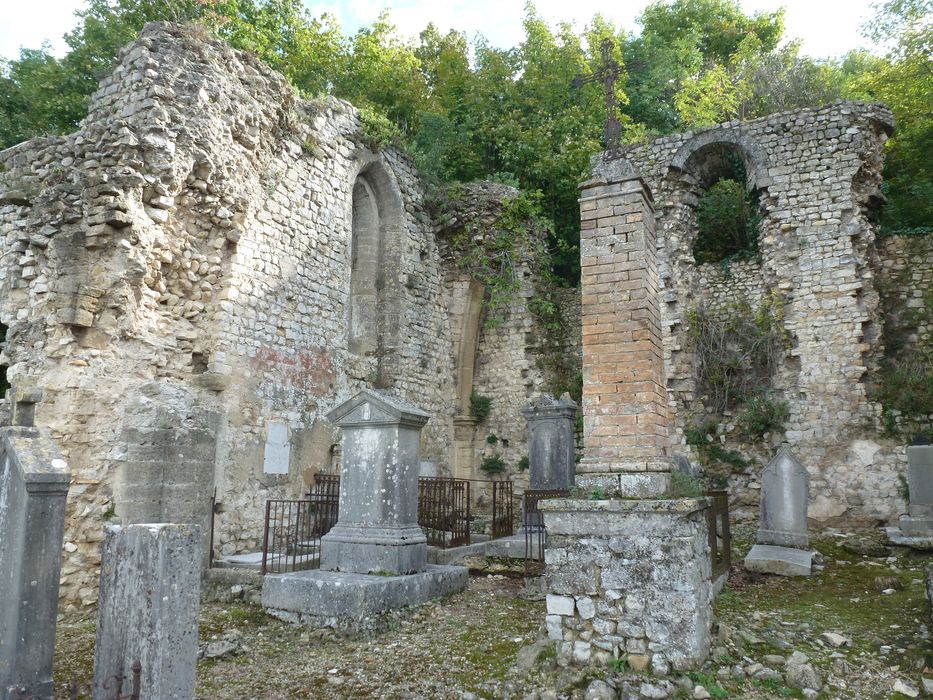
<box><xmin>744</xmin><ymin>444</ymin><xmax>813</xmax><ymax>576</ymax></box>
<box><xmin>320</xmin><ymin>389</ymin><xmax>430</xmax><ymax>574</ymax></box>
<box><xmin>887</xmin><ymin>438</ymin><xmax>933</xmax><ymax>548</ymax></box>
<box><xmin>522</xmin><ymin>394</ymin><xmax>577</xmax><ymax>491</ymax></box>
<box><xmin>900</xmin><ymin>442</ymin><xmax>933</xmax><ymax>536</ymax></box>
<box><xmin>93</xmin><ymin>523</ymin><xmax>201</xmax><ymax>700</ymax></box>
<box><xmin>0</xmin><ymin>426</ymin><xmax>70</xmax><ymax>700</ymax></box>
<box><xmin>262</xmin><ymin>389</ymin><xmax>468</xmax><ymax>629</ymax></box>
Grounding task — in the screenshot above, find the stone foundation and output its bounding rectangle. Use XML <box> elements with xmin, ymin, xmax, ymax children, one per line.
<box><xmin>540</xmin><ymin>498</ymin><xmax>713</xmax><ymax>672</ymax></box>
<box><xmin>261</xmin><ymin>565</ymin><xmax>468</xmax><ymax>633</ymax></box>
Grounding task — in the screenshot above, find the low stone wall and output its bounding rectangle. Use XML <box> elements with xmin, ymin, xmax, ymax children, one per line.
<box><xmin>541</xmin><ymin>498</ymin><xmax>713</xmax><ymax>673</ymax></box>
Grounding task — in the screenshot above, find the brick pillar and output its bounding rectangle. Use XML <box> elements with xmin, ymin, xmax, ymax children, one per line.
<box><xmin>577</xmin><ymin>157</ymin><xmax>671</xmax><ymax>497</ymax></box>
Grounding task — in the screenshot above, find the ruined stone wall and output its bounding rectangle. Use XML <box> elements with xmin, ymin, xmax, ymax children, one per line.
<box><xmin>0</xmin><ymin>23</ymin><xmax>457</xmax><ymax>606</ymax></box>
<box><xmin>624</xmin><ymin>102</ymin><xmax>909</xmax><ymax>524</ymax></box>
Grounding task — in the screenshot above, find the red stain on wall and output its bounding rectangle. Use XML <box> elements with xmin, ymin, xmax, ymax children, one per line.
<box><xmin>251</xmin><ymin>344</ymin><xmax>337</xmax><ymax>395</ymax></box>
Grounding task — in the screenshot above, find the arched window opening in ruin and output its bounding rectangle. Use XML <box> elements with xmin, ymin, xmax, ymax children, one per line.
<box><xmin>688</xmin><ymin>144</ymin><xmax>763</xmax><ymax>265</ymax></box>
<box><xmin>347</xmin><ymin>163</ymin><xmax>403</xmax><ymax>388</ymax></box>
<box><xmin>349</xmin><ymin>175</ymin><xmax>382</xmax><ymax>357</ymax></box>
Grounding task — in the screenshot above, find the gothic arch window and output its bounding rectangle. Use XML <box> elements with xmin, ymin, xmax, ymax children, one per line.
<box><xmin>348</xmin><ymin>162</ymin><xmax>403</xmax><ymax>387</ymax></box>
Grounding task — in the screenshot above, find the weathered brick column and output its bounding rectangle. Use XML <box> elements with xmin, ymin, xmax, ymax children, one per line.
<box><xmin>577</xmin><ymin>156</ymin><xmax>671</xmax><ymax>497</ymax></box>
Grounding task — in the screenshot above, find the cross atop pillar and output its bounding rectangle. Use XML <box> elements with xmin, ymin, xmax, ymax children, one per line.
<box><xmin>573</xmin><ymin>38</ymin><xmax>623</xmax><ymax>159</ymax></box>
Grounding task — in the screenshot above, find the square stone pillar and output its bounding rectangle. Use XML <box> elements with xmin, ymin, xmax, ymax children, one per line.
<box><xmin>321</xmin><ymin>389</ymin><xmax>429</xmax><ymax>575</ymax></box>
<box><xmin>0</xmin><ymin>427</ymin><xmax>70</xmax><ymax>700</ymax></box>
<box><xmin>577</xmin><ymin>156</ymin><xmax>671</xmax><ymax>497</ymax></box>
<box><xmin>93</xmin><ymin>523</ymin><xmax>201</xmax><ymax>700</ymax></box>
<box><xmin>522</xmin><ymin>394</ymin><xmax>578</xmax><ymax>491</ymax></box>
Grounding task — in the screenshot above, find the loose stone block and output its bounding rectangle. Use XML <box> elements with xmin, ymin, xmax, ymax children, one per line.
<box><xmin>540</xmin><ymin>498</ymin><xmax>713</xmax><ymax>671</ymax></box>
<box><xmin>0</xmin><ymin>427</ymin><xmax>70</xmax><ymax>700</ymax></box>
<box><xmin>522</xmin><ymin>394</ymin><xmax>578</xmax><ymax>491</ymax></box>
<box><xmin>320</xmin><ymin>389</ymin><xmax>430</xmax><ymax>575</ymax></box>
<box><xmin>93</xmin><ymin>523</ymin><xmax>201</xmax><ymax>700</ymax></box>
<box><xmin>744</xmin><ymin>544</ymin><xmax>813</xmax><ymax>577</ymax></box>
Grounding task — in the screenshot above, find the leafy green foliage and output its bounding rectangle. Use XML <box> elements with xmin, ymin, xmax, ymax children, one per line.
<box><xmin>357</xmin><ymin>107</ymin><xmax>401</xmax><ymax>150</ymax></box>
<box><xmin>470</xmin><ymin>392</ymin><xmax>492</xmax><ymax>422</ymax></box>
<box><xmin>667</xmin><ymin>470</ymin><xmax>703</xmax><ymax>498</ymax></box>
<box><xmin>517</xmin><ymin>455</ymin><xmax>529</xmax><ymax>472</ymax></box>
<box><xmin>736</xmin><ymin>393</ymin><xmax>790</xmax><ymax>439</ymax></box>
<box><xmin>479</xmin><ymin>455</ymin><xmax>506</xmax><ymax>475</ymax></box>
<box><xmin>694</xmin><ymin>178</ymin><xmax>761</xmax><ymax>264</ymax></box>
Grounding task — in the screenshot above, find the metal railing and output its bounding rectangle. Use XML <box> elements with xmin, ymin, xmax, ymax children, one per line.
<box><xmin>490</xmin><ymin>479</ymin><xmax>514</xmax><ymax>539</ymax></box>
<box><xmin>704</xmin><ymin>489</ymin><xmax>732</xmax><ymax>581</ymax></box>
<box><xmin>418</xmin><ymin>477</ymin><xmax>471</xmax><ymax>547</ymax></box>
<box><xmin>260</xmin><ymin>474</ymin><xmax>340</xmax><ymax>575</ymax></box>
<box><xmin>522</xmin><ymin>489</ymin><xmax>571</xmax><ymax>566</ymax></box>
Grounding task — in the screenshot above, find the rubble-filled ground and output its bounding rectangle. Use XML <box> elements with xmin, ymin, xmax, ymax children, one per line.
<box><xmin>53</xmin><ymin>528</ymin><xmax>932</xmax><ymax>699</ymax></box>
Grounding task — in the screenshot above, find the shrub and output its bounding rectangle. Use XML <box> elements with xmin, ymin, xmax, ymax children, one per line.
<box><xmin>694</xmin><ymin>178</ymin><xmax>762</xmax><ymax>264</ymax></box>
<box><xmin>737</xmin><ymin>393</ymin><xmax>789</xmax><ymax>439</ymax></box>
<box><xmin>486</xmin><ymin>434</ymin><xmax>499</xmax><ymax>444</ymax></box>
<box><xmin>517</xmin><ymin>455</ymin><xmax>529</xmax><ymax>471</ymax></box>
<box><xmin>667</xmin><ymin>470</ymin><xmax>703</xmax><ymax>498</ymax></box>
<box><xmin>470</xmin><ymin>392</ymin><xmax>493</xmax><ymax>422</ymax></box>
<box><xmin>480</xmin><ymin>455</ymin><xmax>506</xmax><ymax>475</ymax></box>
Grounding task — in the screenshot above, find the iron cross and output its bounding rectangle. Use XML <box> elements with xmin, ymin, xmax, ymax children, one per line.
<box><xmin>573</xmin><ymin>38</ymin><xmax>623</xmax><ymax>159</ymax></box>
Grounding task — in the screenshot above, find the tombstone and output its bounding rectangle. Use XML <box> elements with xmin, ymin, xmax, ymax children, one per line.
<box><xmin>262</xmin><ymin>389</ymin><xmax>468</xmax><ymax>629</ymax></box>
<box><xmin>0</xmin><ymin>426</ymin><xmax>70</xmax><ymax>700</ymax></box>
<box><xmin>744</xmin><ymin>444</ymin><xmax>813</xmax><ymax>576</ymax></box>
<box><xmin>320</xmin><ymin>389</ymin><xmax>430</xmax><ymax>574</ymax></box>
<box><xmin>93</xmin><ymin>523</ymin><xmax>201</xmax><ymax>700</ymax></box>
<box><xmin>897</xmin><ymin>440</ymin><xmax>933</xmax><ymax>538</ymax></box>
<box><xmin>522</xmin><ymin>394</ymin><xmax>577</xmax><ymax>491</ymax></box>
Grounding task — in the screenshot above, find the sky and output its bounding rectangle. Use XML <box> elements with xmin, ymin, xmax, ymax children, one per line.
<box><xmin>0</xmin><ymin>0</ymin><xmax>878</xmax><ymax>61</ymax></box>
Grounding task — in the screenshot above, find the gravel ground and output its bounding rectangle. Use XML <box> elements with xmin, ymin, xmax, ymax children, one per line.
<box><xmin>51</xmin><ymin>529</ymin><xmax>933</xmax><ymax>699</ymax></box>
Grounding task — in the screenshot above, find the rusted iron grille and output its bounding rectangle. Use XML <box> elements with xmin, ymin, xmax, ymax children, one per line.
<box><xmin>490</xmin><ymin>479</ymin><xmax>514</xmax><ymax>539</ymax></box>
<box><xmin>13</xmin><ymin>661</ymin><xmax>141</xmax><ymax>700</ymax></box>
<box><xmin>523</xmin><ymin>489</ymin><xmax>570</xmax><ymax>565</ymax></box>
<box><xmin>260</xmin><ymin>474</ymin><xmax>340</xmax><ymax>575</ymax></box>
<box><xmin>705</xmin><ymin>489</ymin><xmax>732</xmax><ymax>580</ymax></box>
<box><xmin>418</xmin><ymin>477</ymin><xmax>471</xmax><ymax>547</ymax></box>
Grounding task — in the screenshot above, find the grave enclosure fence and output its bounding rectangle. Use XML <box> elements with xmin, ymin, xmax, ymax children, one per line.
<box><xmin>259</xmin><ymin>475</ymin><xmax>514</xmax><ymax>574</ymax></box>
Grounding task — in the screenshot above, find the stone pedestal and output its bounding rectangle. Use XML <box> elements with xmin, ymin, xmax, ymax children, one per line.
<box><xmin>540</xmin><ymin>498</ymin><xmax>713</xmax><ymax>671</ymax></box>
<box><xmin>93</xmin><ymin>523</ymin><xmax>201</xmax><ymax>700</ymax></box>
<box><xmin>0</xmin><ymin>427</ymin><xmax>70</xmax><ymax>700</ymax></box>
<box><xmin>522</xmin><ymin>394</ymin><xmax>578</xmax><ymax>491</ymax></box>
<box><xmin>321</xmin><ymin>390</ymin><xmax>429</xmax><ymax>575</ymax></box>
<box><xmin>744</xmin><ymin>444</ymin><xmax>812</xmax><ymax>576</ymax></box>
<box><xmin>576</xmin><ymin>156</ymin><xmax>671</xmax><ymax>497</ymax></box>
<box><xmin>264</xmin><ymin>390</ymin><xmax>467</xmax><ymax>629</ymax></box>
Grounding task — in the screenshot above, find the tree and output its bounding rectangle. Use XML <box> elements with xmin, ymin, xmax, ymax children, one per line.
<box><xmin>853</xmin><ymin>0</ymin><xmax>932</xmax><ymax>232</ymax></box>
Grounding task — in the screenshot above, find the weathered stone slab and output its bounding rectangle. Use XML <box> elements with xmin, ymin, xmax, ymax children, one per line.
<box><xmin>744</xmin><ymin>544</ymin><xmax>812</xmax><ymax>577</ymax></box>
<box><xmin>899</xmin><ymin>445</ymin><xmax>933</xmax><ymax>537</ymax></box>
<box><xmin>522</xmin><ymin>394</ymin><xmax>577</xmax><ymax>491</ymax></box>
<box><xmin>93</xmin><ymin>524</ymin><xmax>201</xmax><ymax>700</ymax></box>
<box><xmin>262</xmin><ymin>565</ymin><xmax>468</xmax><ymax>630</ymax></box>
<box><xmin>758</xmin><ymin>444</ymin><xmax>809</xmax><ymax>548</ymax></box>
<box><xmin>0</xmin><ymin>427</ymin><xmax>70</xmax><ymax>700</ymax></box>
<box><xmin>885</xmin><ymin>526</ymin><xmax>933</xmax><ymax>550</ymax></box>
<box><xmin>321</xmin><ymin>389</ymin><xmax>429</xmax><ymax>575</ymax></box>
<box><xmin>540</xmin><ymin>498</ymin><xmax>713</xmax><ymax>671</ymax></box>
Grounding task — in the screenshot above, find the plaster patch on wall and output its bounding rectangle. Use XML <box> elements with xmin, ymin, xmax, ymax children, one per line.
<box><xmin>263</xmin><ymin>420</ymin><xmax>290</xmax><ymax>475</ymax></box>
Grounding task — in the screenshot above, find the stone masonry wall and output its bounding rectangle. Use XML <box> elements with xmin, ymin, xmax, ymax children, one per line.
<box><xmin>624</xmin><ymin>102</ymin><xmax>911</xmax><ymax>524</ymax></box>
<box><xmin>0</xmin><ymin>23</ymin><xmax>458</xmax><ymax>606</ymax></box>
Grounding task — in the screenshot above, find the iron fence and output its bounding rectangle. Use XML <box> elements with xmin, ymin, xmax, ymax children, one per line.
<box><xmin>522</xmin><ymin>489</ymin><xmax>571</xmax><ymax>566</ymax></box>
<box><xmin>12</xmin><ymin>662</ymin><xmax>141</xmax><ymax>700</ymax></box>
<box><xmin>260</xmin><ymin>474</ymin><xmax>340</xmax><ymax>575</ymax></box>
<box><xmin>704</xmin><ymin>489</ymin><xmax>732</xmax><ymax>580</ymax></box>
<box><xmin>418</xmin><ymin>477</ymin><xmax>471</xmax><ymax>547</ymax></box>
<box><xmin>490</xmin><ymin>479</ymin><xmax>514</xmax><ymax>539</ymax></box>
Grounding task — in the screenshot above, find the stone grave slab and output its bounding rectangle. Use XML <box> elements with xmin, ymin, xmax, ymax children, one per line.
<box><xmin>744</xmin><ymin>544</ymin><xmax>813</xmax><ymax>577</ymax></box>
